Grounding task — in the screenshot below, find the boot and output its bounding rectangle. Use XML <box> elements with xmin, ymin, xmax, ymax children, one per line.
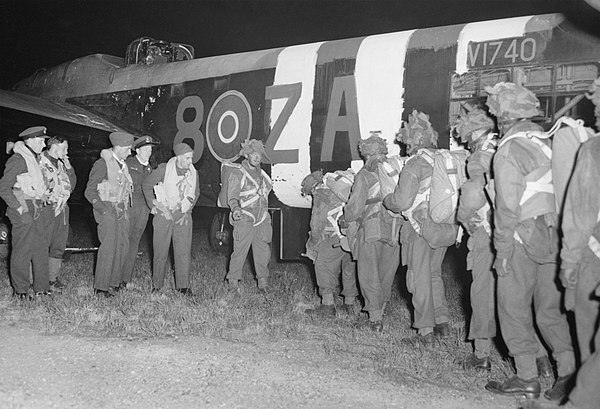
<box><xmin>544</xmin><ymin>373</ymin><xmax>575</xmax><ymax>402</ymax></box>
<box><xmin>536</xmin><ymin>356</ymin><xmax>553</xmax><ymax>378</ymax></box>
<box><xmin>485</xmin><ymin>376</ymin><xmax>540</xmax><ymax>399</ymax></box>
<box><xmin>49</xmin><ymin>258</ymin><xmax>64</xmax><ymax>290</ymax></box>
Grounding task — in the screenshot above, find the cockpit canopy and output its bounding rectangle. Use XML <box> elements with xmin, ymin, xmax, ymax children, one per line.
<box><xmin>125</xmin><ymin>37</ymin><xmax>194</xmax><ymax>66</ymax></box>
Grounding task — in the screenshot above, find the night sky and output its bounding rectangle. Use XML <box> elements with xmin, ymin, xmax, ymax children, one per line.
<box><xmin>1</xmin><ymin>0</ymin><xmax>597</xmax><ymax>90</ymax></box>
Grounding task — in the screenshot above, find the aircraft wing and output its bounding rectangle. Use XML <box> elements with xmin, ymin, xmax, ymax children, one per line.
<box><xmin>0</xmin><ymin>89</ymin><xmax>124</xmax><ymax>132</ymax></box>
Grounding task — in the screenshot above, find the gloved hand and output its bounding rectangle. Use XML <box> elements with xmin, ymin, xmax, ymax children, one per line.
<box><xmin>559</xmin><ymin>268</ymin><xmax>577</xmax><ymax>289</ymax></box>
<box><xmin>493</xmin><ymin>257</ymin><xmax>511</xmax><ymax>277</ymax></box>
<box><xmin>232</xmin><ymin>207</ymin><xmax>242</xmax><ymax>221</ymax></box>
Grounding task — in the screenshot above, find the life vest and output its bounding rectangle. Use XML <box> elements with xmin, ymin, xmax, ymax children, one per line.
<box><xmin>12</xmin><ymin>141</ymin><xmax>46</xmax><ymax>202</ymax></box>
<box><xmin>152</xmin><ymin>156</ymin><xmax>197</xmax><ymax>216</ymax></box>
<box><xmin>97</xmin><ymin>149</ymin><xmax>133</xmax><ymax>206</ymax></box>
<box><xmin>39</xmin><ymin>152</ymin><xmax>72</xmax><ymax>216</ymax></box>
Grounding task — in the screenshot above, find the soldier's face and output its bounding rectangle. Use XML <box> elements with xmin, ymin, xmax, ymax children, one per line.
<box><xmin>114</xmin><ymin>145</ymin><xmax>131</xmax><ymax>161</ymax></box>
<box><xmin>54</xmin><ymin>141</ymin><xmax>69</xmax><ymax>159</ymax></box>
<box><xmin>176</xmin><ymin>152</ymin><xmax>193</xmax><ymax>168</ymax></box>
<box><xmin>26</xmin><ymin>137</ymin><xmax>46</xmax><ymax>154</ymax></box>
<box><xmin>136</xmin><ymin>145</ymin><xmax>152</xmax><ymax>163</ymax></box>
<box><xmin>248</xmin><ymin>152</ymin><xmax>261</xmax><ymax>167</ymax></box>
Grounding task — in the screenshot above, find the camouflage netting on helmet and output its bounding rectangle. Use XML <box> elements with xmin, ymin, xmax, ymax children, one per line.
<box><xmin>301</xmin><ymin>170</ymin><xmax>324</xmax><ymax>196</ymax></box>
<box><xmin>484</xmin><ymin>82</ymin><xmax>541</xmax><ymax>120</ymax></box>
<box><xmin>240</xmin><ymin>139</ymin><xmax>269</xmax><ymax>161</ymax></box>
<box><xmin>586</xmin><ymin>77</ymin><xmax>600</xmax><ymax>130</ymax></box>
<box><xmin>453</xmin><ymin>108</ymin><xmax>495</xmax><ymax>143</ymax></box>
<box><xmin>358</xmin><ymin>132</ymin><xmax>388</xmax><ymax>157</ymax></box>
<box><xmin>396</xmin><ymin>110</ymin><xmax>439</xmax><ymax>149</ymax></box>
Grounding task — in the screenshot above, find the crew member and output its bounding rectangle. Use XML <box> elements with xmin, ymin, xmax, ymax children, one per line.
<box><xmin>343</xmin><ymin>133</ymin><xmax>401</xmax><ymax>332</ymax></box>
<box><xmin>85</xmin><ymin>132</ymin><xmax>134</xmax><ymax>298</ymax></box>
<box><xmin>40</xmin><ymin>135</ymin><xmax>76</xmax><ymax>291</ymax></box>
<box><xmin>302</xmin><ymin>170</ymin><xmax>358</xmax><ymax>317</ymax></box>
<box><xmin>143</xmin><ymin>142</ymin><xmax>199</xmax><ymax>295</ymax></box>
<box><xmin>0</xmin><ymin>126</ymin><xmax>51</xmax><ymax>299</ymax></box>
<box><xmin>122</xmin><ymin>135</ymin><xmax>157</xmax><ymax>288</ymax></box>
<box><xmin>484</xmin><ymin>82</ymin><xmax>575</xmax><ymax>401</ymax></box>
<box><xmin>225</xmin><ymin>139</ymin><xmax>273</xmax><ymax>293</ymax></box>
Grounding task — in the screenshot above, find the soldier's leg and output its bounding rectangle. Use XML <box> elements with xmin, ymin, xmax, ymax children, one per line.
<box><xmin>469</xmin><ymin>237</ymin><xmax>496</xmax><ymax>357</ymax></box>
<box><xmin>109</xmin><ymin>215</ymin><xmax>130</xmax><ymax>288</ymax></box>
<box><xmin>122</xmin><ymin>205</ymin><xmax>149</xmax><ymax>284</ymax></box>
<box><xmin>534</xmin><ymin>262</ymin><xmax>576</xmax><ymax>377</ymax></box>
<box><xmin>574</xmin><ymin>261</ymin><xmax>600</xmax><ymax>362</ymax></box>
<box><xmin>7</xmin><ymin>207</ymin><xmax>34</xmax><ymax>294</ymax></box>
<box><xmin>314</xmin><ymin>238</ymin><xmax>344</xmax><ymax>304</ymax></box>
<box><xmin>30</xmin><ymin>209</ymin><xmax>50</xmax><ymax>293</ymax></box>
<box><xmin>340</xmin><ymin>251</ymin><xmax>358</xmax><ymax>305</ymax></box>
<box><xmin>568</xmin><ymin>314</ymin><xmax>600</xmax><ymax>409</ymax></box>
<box><xmin>356</xmin><ymin>240</ymin><xmax>383</xmax><ymax>321</ymax></box>
<box><xmin>49</xmin><ymin>207</ymin><xmax>69</xmax><ymax>284</ymax></box>
<box><xmin>497</xmin><ymin>244</ymin><xmax>539</xmax><ymax>380</ymax></box>
<box><xmin>152</xmin><ymin>215</ymin><xmax>173</xmax><ymax>290</ymax></box>
<box><xmin>94</xmin><ymin>211</ymin><xmax>118</xmax><ymax>292</ymax></box>
<box><xmin>379</xmin><ymin>243</ymin><xmax>400</xmax><ymax>310</ymax></box>
<box><xmin>430</xmin><ymin>245</ymin><xmax>449</xmax><ymax>325</ymax></box>
<box><xmin>252</xmin><ymin>218</ymin><xmax>272</xmax><ymax>289</ymax></box>
<box><xmin>227</xmin><ymin>220</ymin><xmax>253</xmax><ymax>283</ymax></box>
<box><xmin>410</xmin><ymin>235</ymin><xmax>436</xmax><ymax>332</ymax></box>
<box><xmin>172</xmin><ymin>216</ymin><xmax>193</xmax><ymax>290</ymax></box>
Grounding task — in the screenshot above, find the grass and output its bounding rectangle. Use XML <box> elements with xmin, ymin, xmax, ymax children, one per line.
<box><xmin>0</xmin><ymin>208</ymin><xmax>546</xmax><ymax>397</ymax></box>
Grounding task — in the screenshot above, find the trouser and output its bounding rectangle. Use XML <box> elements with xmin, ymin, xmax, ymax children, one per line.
<box><xmin>574</xmin><ymin>260</ymin><xmax>600</xmax><ymax>362</ymax></box>
<box><xmin>405</xmin><ymin>234</ymin><xmax>448</xmax><ymax>330</ymax></box>
<box><xmin>7</xmin><ymin>201</ymin><xmax>49</xmax><ymax>293</ymax></box>
<box><xmin>152</xmin><ymin>213</ymin><xmax>192</xmax><ymax>290</ymax></box>
<box><xmin>94</xmin><ymin>208</ymin><xmax>130</xmax><ymax>291</ymax></box>
<box><xmin>355</xmin><ymin>237</ymin><xmax>400</xmax><ymax>321</ymax></box>
<box><xmin>569</xmin><ymin>320</ymin><xmax>600</xmax><ymax>409</ymax></box>
<box><xmin>122</xmin><ymin>200</ymin><xmax>150</xmax><ymax>283</ymax></box>
<box><xmin>227</xmin><ymin>216</ymin><xmax>272</xmax><ymax>286</ymax></box>
<box><xmin>313</xmin><ymin>236</ymin><xmax>358</xmax><ymax>301</ymax></box>
<box><xmin>466</xmin><ymin>228</ymin><xmax>496</xmax><ymax>356</ymax></box>
<box><xmin>497</xmin><ymin>243</ymin><xmax>575</xmax><ymax>380</ymax></box>
<box><xmin>42</xmin><ymin>205</ymin><xmax>70</xmax><ymax>282</ymax></box>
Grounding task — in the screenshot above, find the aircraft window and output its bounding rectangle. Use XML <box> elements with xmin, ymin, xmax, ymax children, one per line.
<box><xmin>521</xmin><ymin>66</ymin><xmax>553</xmax><ymax>93</ymax></box>
<box><xmin>451</xmin><ymin>72</ymin><xmax>479</xmax><ymax>99</ymax></box>
<box><xmin>556</xmin><ymin>63</ymin><xmax>598</xmax><ymax>92</ymax></box>
<box><xmin>478</xmin><ymin>69</ymin><xmax>510</xmax><ymax>96</ymax></box>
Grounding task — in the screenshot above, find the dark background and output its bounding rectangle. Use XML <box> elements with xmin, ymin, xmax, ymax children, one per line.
<box><xmin>2</xmin><ymin>0</ymin><xmax>598</xmax><ymax>90</ymax></box>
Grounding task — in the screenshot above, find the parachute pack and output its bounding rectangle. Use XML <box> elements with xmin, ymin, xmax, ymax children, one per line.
<box><xmin>322</xmin><ymin>169</ymin><xmax>355</xmax><ymax>202</ymax></box>
<box><xmin>377</xmin><ymin>155</ymin><xmax>407</xmax><ymax>198</ymax></box>
<box><xmin>217</xmin><ymin>161</ymin><xmax>241</xmax><ymax>208</ymax></box>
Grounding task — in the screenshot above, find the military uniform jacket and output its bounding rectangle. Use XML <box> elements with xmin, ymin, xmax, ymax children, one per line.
<box><xmin>456</xmin><ymin>148</ymin><xmax>494</xmax><ymax>231</ymax></box>
<box><xmin>126</xmin><ymin>155</ymin><xmax>153</xmax><ymax>209</ymax></box>
<box><xmin>142</xmin><ymin>163</ymin><xmax>200</xmax><ymax>213</ymax></box>
<box><xmin>0</xmin><ymin>154</ymin><xmax>33</xmax><ymax>211</ymax></box>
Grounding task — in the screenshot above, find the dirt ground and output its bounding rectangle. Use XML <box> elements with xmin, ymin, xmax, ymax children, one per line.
<box><xmin>0</xmin><ymin>321</ymin><xmax>526</xmax><ymax>409</ymax></box>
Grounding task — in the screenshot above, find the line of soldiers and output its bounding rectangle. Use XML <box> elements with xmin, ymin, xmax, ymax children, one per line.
<box><xmin>300</xmin><ymin>80</ymin><xmax>600</xmax><ymax>407</ymax></box>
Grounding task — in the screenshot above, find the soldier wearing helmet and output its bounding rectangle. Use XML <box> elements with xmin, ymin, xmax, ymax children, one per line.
<box><xmin>484</xmin><ymin>82</ymin><xmax>575</xmax><ymax>401</ymax></box>
<box><xmin>342</xmin><ymin>132</ymin><xmax>401</xmax><ymax>332</ymax></box>
<box><xmin>301</xmin><ymin>170</ymin><xmax>358</xmax><ymax>318</ymax></box>
<box><xmin>383</xmin><ymin>110</ymin><xmax>452</xmax><ymax>345</ymax></box>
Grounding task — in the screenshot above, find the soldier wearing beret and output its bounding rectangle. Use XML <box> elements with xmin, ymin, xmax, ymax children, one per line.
<box><xmin>0</xmin><ymin>126</ymin><xmax>51</xmax><ymax>299</ymax></box>
<box><xmin>121</xmin><ymin>135</ymin><xmax>158</xmax><ymax>288</ymax></box>
<box><xmin>142</xmin><ymin>142</ymin><xmax>199</xmax><ymax>295</ymax></box>
<box><xmin>85</xmin><ymin>131</ymin><xmax>134</xmax><ymax>297</ymax></box>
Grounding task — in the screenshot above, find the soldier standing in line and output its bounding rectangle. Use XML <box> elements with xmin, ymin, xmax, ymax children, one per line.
<box><xmin>143</xmin><ymin>142</ymin><xmax>199</xmax><ymax>296</ymax></box>
<box><xmin>85</xmin><ymin>132</ymin><xmax>134</xmax><ymax>298</ymax></box>
<box><xmin>225</xmin><ymin>140</ymin><xmax>273</xmax><ymax>294</ymax></box>
<box><xmin>0</xmin><ymin>126</ymin><xmax>51</xmax><ymax>299</ymax></box>
<box><xmin>121</xmin><ymin>135</ymin><xmax>158</xmax><ymax>289</ymax></box>
<box><xmin>301</xmin><ymin>170</ymin><xmax>358</xmax><ymax>317</ymax></box>
<box><xmin>40</xmin><ymin>135</ymin><xmax>76</xmax><ymax>292</ymax></box>
<box><xmin>559</xmin><ymin>80</ymin><xmax>600</xmax><ymax>409</ymax></box>
<box><xmin>342</xmin><ymin>133</ymin><xmax>401</xmax><ymax>332</ymax></box>
<box><xmin>484</xmin><ymin>82</ymin><xmax>575</xmax><ymax>401</ymax></box>
<box><xmin>383</xmin><ymin>111</ymin><xmax>453</xmax><ymax>344</ymax></box>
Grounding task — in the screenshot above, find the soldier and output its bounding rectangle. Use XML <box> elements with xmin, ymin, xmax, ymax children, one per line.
<box><xmin>143</xmin><ymin>142</ymin><xmax>199</xmax><ymax>295</ymax></box>
<box><xmin>343</xmin><ymin>133</ymin><xmax>401</xmax><ymax>332</ymax></box>
<box><xmin>121</xmin><ymin>135</ymin><xmax>158</xmax><ymax>288</ymax></box>
<box><xmin>225</xmin><ymin>139</ymin><xmax>273</xmax><ymax>293</ymax></box>
<box><xmin>40</xmin><ymin>135</ymin><xmax>76</xmax><ymax>291</ymax></box>
<box><xmin>85</xmin><ymin>131</ymin><xmax>134</xmax><ymax>298</ymax></box>
<box><xmin>302</xmin><ymin>170</ymin><xmax>358</xmax><ymax>317</ymax></box>
<box><xmin>484</xmin><ymin>82</ymin><xmax>575</xmax><ymax>401</ymax></box>
<box><xmin>559</xmin><ymin>80</ymin><xmax>600</xmax><ymax>409</ymax></box>
<box><xmin>383</xmin><ymin>111</ymin><xmax>454</xmax><ymax>344</ymax></box>
<box><xmin>0</xmin><ymin>126</ymin><xmax>51</xmax><ymax>299</ymax></box>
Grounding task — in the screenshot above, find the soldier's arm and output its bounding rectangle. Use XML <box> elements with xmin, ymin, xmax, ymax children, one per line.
<box><xmin>561</xmin><ymin>142</ymin><xmax>600</xmax><ymax>269</ymax></box>
<box><xmin>190</xmin><ymin>169</ymin><xmax>200</xmax><ymax>207</ymax></box>
<box><xmin>227</xmin><ymin>169</ymin><xmax>243</xmax><ymax>211</ymax></box>
<box><xmin>383</xmin><ymin>159</ymin><xmax>420</xmax><ymax>213</ymax></box>
<box><xmin>85</xmin><ymin>159</ymin><xmax>109</xmax><ymax>212</ymax></box>
<box><xmin>66</xmin><ymin>165</ymin><xmax>77</xmax><ymax>190</ymax></box>
<box><xmin>142</xmin><ymin>163</ymin><xmax>166</xmax><ymax>208</ymax></box>
<box><xmin>0</xmin><ymin>155</ymin><xmax>27</xmax><ymax>211</ymax></box>
<box><xmin>344</xmin><ymin>172</ymin><xmax>368</xmax><ymax>223</ymax></box>
<box><xmin>493</xmin><ymin>147</ymin><xmax>524</xmax><ymax>260</ymax></box>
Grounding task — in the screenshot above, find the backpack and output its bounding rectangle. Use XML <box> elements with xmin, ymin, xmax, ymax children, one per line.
<box><xmin>217</xmin><ymin>161</ymin><xmax>242</xmax><ymax>208</ymax></box>
<box><xmin>323</xmin><ymin>169</ymin><xmax>355</xmax><ymax>202</ymax></box>
<box><xmin>427</xmin><ymin>149</ymin><xmax>469</xmax><ymax>224</ymax></box>
<box><xmin>377</xmin><ymin>155</ymin><xmax>407</xmax><ymax>197</ymax></box>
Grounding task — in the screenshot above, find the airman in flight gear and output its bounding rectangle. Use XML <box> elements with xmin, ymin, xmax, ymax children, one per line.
<box><xmin>559</xmin><ymin>78</ymin><xmax>600</xmax><ymax>409</ymax></box>
<box><xmin>302</xmin><ymin>170</ymin><xmax>358</xmax><ymax>318</ymax></box>
<box><xmin>484</xmin><ymin>82</ymin><xmax>575</xmax><ymax>401</ymax></box>
<box><xmin>343</xmin><ymin>133</ymin><xmax>401</xmax><ymax>332</ymax></box>
<box><xmin>122</xmin><ymin>135</ymin><xmax>158</xmax><ymax>289</ymax></box>
<box><xmin>143</xmin><ymin>142</ymin><xmax>199</xmax><ymax>296</ymax></box>
<box><xmin>40</xmin><ymin>135</ymin><xmax>76</xmax><ymax>292</ymax></box>
<box><xmin>85</xmin><ymin>131</ymin><xmax>134</xmax><ymax>298</ymax></box>
<box><xmin>225</xmin><ymin>139</ymin><xmax>273</xmax><ymax>294</ymax></box>
<box><xmin>0</xmin><ymin>126</ymin><xmax>51</xmax><ymax>299</ymax></box>
<box><xmin>383</xmin><ymin>111</ymin><xmax>454</xmax><ymax>345</ymax></box>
